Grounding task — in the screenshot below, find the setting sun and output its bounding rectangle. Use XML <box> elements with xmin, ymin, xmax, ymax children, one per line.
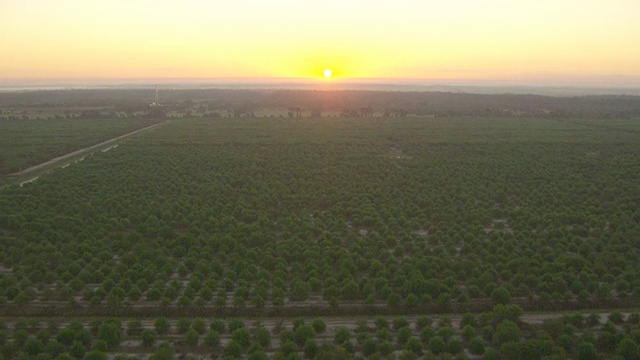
<box><xmin>1</xmin><ymin>0</ymin><xmax>640</xmax><ymax>86</ymax></box>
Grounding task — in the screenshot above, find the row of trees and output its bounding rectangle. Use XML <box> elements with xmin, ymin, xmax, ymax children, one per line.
<box><xmin>2</xmin><ymin>307</ymin><xmax>640</xmax><ymax>359</ymax></box>
<box><xmin>2</xmin><ymin>89</ymin><xmax>640</xmax><ymax>120</ymax></box>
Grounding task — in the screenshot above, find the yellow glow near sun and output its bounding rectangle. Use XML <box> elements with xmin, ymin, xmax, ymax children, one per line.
<box><xmin>323</xmin><ymin>69</ymin><xmax>333</xmax><ymax>78</ymax></box>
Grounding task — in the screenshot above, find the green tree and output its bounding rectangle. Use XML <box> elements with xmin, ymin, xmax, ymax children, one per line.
<box><xmin>254</xmin><ymin>327</ymin><xmax>271</xmax><ymax>348</ymax></box>
<box><xmin>292</xmin><ymin>280</ymin><xmax>311</xmax><ymax>300</ymax></box>
<box><xmin>597</xmin><ymin>323</ymin><xmax>621</xmax><ymax>353</ymax></box>
<box><xmin>210</xmin><ymin>319</ymin><xmax>225</xmax><ymax>333</ymax></box>
<box><xmin>13</xmin><ymin>329</ymin><xmax>29</xmax><ymax>348</ymax></box>
<box><xmin>446</xmin><ymin>337</ymin><xmax>464</xmax><ymax>355</ymax></box>
<box><xmin>617</xmin><ymin>338</ymin><xmax>639</xmax><ymax>360</ymax></box>
<box><xmin>280</xmin><ymin>340</ymin><xmax>297</xmax><ymax>357</ymax></box>
<box><xmin>204</xmin><ymin>330</ymin><xmax>220</xmax><ymax>348</ymax></box>
<box><xmin>397</xmin><ymin>326</ymin><xmax>412</xmax><ymax>345</ymax></box>
<box><xmin>313</xmin><ymin>343</ymin><xmax>350</xmax><ymax>359</ymax></box>
<box><xmin>361</xmin><ymin>337</ymin><xmax>377</xmax><ymax>356</ymax></box>
<box><xmin>387</xmin><ymin>292</ymin><xmax>402</xmax><ymax>306</ymax></box>
<box><xmin>374</xmin><ymin>317</ymin><xmax>389</xmax><ymax>330</ymax></box>
<box><xmin>247</xmin><ymin>349</ymin><xmax>267</xmax><ymax>360</ymax></box>
<box><xmin>292</xmin><ymin>318</ymin><xmax>305</xmax><ymax>330</ymax></box>
<box><xmin>224</xmin><ymin>339</ymin><xmax>242</xmax><ymax>358</ymax></box>
<box><xmin>97</xmin><ymin>323</ymin><xmax>122</xmax><ymax>349</ymax></box>
<box><xmin>405</xmin><ymin>337</ymin><xmax>422</xmax><ymax>355</ymax></box>
<box><xmin>376</xmin><ymin>340</ymin><xmax>392</xmax><ymax>356</ymax></box>
<box><xmin>462</xmin><ymin>325</ymin><xmax>477</xmax><ymax>341</ymax></box>
<box><xmin>294</xmin><ymin>325</ymin><xmax>316</xmax><ymax>347</ymax></box>
<box><xmin>399</xmin><ymin>350</ymin><xmax>418</xmax><ymax>360</ymax></box>
<box><xmin>609</xmin><ymin>311</ymin><xmax>625</xmax><ymax>324</ymax></box>
<box><xmin>494</xmin><ymin>320</ymin><xmax>521</xmax><ymax>344</ymax></box>
<box><xmin>405</xmin><ymin>293</ymin><xmax>420</xmax><ymax>307</ymax></box>
<box><xmin>232</xmin><ymin>327</ymin><xmax>251</xmax><ymax>348</ymax></box>
<box><xmin>437</xmin><ymin>293</ymin><xmax>451</xmax><ymax>309</ymax></box>
<box><xmin>199</xmin><ymin>286</ymin><xmax>213</xmax><ymax>301</ymax></box>
<box><xmin>334</xmin><ymin>328</ymin><xmax>351</xmax><ymax>345</ymax></box>
<box><xmin>154</xmin><ymin>317</ymin><xmax>170</xmax><ymax>335</ymax></box>
<box><xmin>437</xmin><ymin>326</ymin><xmax>455</xmax><ymax>341</ymax></box>
<box><xmin>596</xmin><ymin>283</ymin><xmax>612</xmax><ymax>300</ymax></box>
<box><xmin>126</xmin><ymin>320</ymin><xmax>143</xmax><ymax>336</ymax></box>
<box><xmin>69</xmin><ymin>340</ymin><xmax>87</xmax><ymax>358</ymax></box>
<box><xmin>141</xmin><ymin>330</ymin><xmax>156</xmax><ymax>348</ymax></box>
<box><xmin>183</xmin><ymin>329</ymin><xmax>199</xmax><ymax>346</ymax></box>
<box><xmin>484</xmin><ymin>346</ymin><xmax>500</xmax><ymax>360</ymax></box>
<box><xmin>44</xmin><ymin>340</ymin><xmax>64</xmax><ymax>357</ymax></box>
<box><xmin>492</xmin><ymin>304</ymin><xmax>524</xmax><ymax>324</ymax></box>
<box><xmin>149</xmin><ymin>342</ymin><xmax>175</xmax><ymax>360</ymax></box>
<box><xmin>586</xmin><ymin>313</ymin><xmax>601</xmax><ymax>326</ymax></box>
<box><xmin>460</xmin><ymin>312</ymin><xmax>477</xmax><ymax>328</ymax></box>
<box><xmin>469</xmin><ymin>337</ymin><xmax>486</xmax><ymax>355</ymax></box>
<box><xmin>93</xmin><ymin>339</ymin><xmax>109</xmax><ymax>352</ymax></box>
<box><xmin>176</xmin><ymin>318</ymin><xmax>191</xmax><ymax>334</ymax></box>
<box><xmin>393</xmin><ymin>318</ymin><xmax>410</xmax><ymax>331</ymax></box>
<box><xmin>500</xmin><ymin>341</ymin><xmax>523</xmax><ymax>360</ymax></box>
<box><xmin>312</xmin><ymin>318</ymin><xmax>326</xmax><ymax>333</ymax></box>
<box><xmin>24</xmin><ymin>338</ymin><xmax>44</xmax><ymax>356</ymax></box>
<box><xmin>416</xmin><ymin>316</ymin><xmax>432</xmax><ymax>330</ymax></box>
<box><xmin>192</xmin><ymin>318</ymin><xmax>206</xmax><ymax>334</ymax></box>
<box><xmin>577</xmin><ymin>341</ymin><xmax>597</xmax><ymax>360</ymax></box>
<box><xmin>491</xmin><ymin>286</ymin><xmax>512</xmax><ymax>305</ymax></box>
<box><xmin>85</xmin><ymin>349</ymin><xmax>107</xmax><ymax>360</ymax></box>
<box><xmin>229</xmin><ymin>319</ymin><xmax>246</xmax><ymax>332</ymax></box>
<box><xmin>75</xmin><ymin>329</ymin><xmax>92</xmax><ymax>346</ymax></box>
<box><xmin>420</xmin><ymin>326</ymin><xmax>436</xmax><ymax>343</ymax></box>
<box><xmin>428</xmin><ymin>336</ymin><xmax>445</xmax><ymax>355</ymax></box>
<box><xmin>303</xmin><ymin>339</ymin><xmax>319</xmax><ymax>358</ymax></box>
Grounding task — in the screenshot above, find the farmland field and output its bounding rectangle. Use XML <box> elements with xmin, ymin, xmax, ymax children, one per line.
<box><xmin>1</xmin><ymin>116</ymin><xmax>640</xmax><ymax>359</ymax></box>
<box><xmin>0</xmin><ymin>118</ymin><xmax>164</xmax><ymax>175</ymax></box>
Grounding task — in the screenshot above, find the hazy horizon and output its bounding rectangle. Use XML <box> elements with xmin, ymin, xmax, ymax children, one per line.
<box><xmin>2</xmin><ymin>79</ymin><xmax>640</xmax><ymax>97</ymax></box>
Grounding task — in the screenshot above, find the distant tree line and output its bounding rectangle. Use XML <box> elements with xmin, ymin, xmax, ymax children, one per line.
<box><xmin>1</xmin><ymin>89</ymin><xmax>639</xmax><ymax>120</ymax></box>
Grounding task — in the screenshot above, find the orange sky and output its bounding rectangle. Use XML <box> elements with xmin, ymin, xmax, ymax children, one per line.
<box><xmin>1</xmin><ymin>0</ymin><xmax>639</xmax><ymax>86</ymax></box>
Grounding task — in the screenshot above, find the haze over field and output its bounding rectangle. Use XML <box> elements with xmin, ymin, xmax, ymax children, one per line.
<box><xmin>1</xmin><ymin>0</ymin><xmax>639</xmax><ymax>89</ymax></box>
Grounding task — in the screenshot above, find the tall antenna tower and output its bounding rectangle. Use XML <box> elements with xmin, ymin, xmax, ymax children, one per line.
<box><xmin>150</xmin><ymin>85</ymin><xmax>161</xmax><ymax>107</ymax></box>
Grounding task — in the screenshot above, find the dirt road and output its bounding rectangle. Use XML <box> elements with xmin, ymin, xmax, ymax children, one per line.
<box><xmin>8</xmin><ymin>120</ymin><xmax>167</xmax><ymax>177</ymax></box>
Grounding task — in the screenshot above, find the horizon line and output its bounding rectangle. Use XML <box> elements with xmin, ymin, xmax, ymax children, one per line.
<box><xmin>2</xmin><ymin>76</ymin><xmax>640</xmax><ymax>88</ymax></box>
<box><xmin>1</xmin><ymin>78</ymin><xmax>640</xmax><ymax>97</ymax></box>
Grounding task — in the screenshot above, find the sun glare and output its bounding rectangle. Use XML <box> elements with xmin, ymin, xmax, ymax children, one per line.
<box><xmin>323</xmin><ymin>69</ymin><xmax>332</xmax><ymax>78</ymax></box>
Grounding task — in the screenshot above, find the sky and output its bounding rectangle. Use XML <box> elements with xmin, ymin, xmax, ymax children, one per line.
<box><xmin>1</xmin><ymin>0</ymin><xmax>639</xmax><ymax>86</ymax></box>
